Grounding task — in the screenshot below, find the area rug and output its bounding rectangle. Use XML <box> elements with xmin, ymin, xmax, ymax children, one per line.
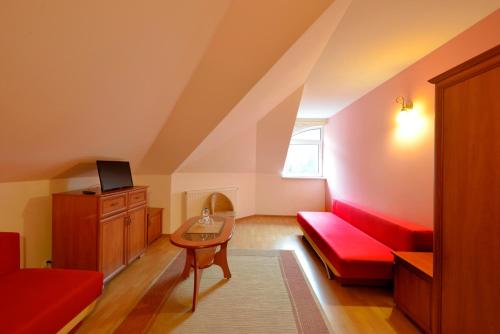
<box><xmin>114</xmin><ymin>249</ymin><xmax>332</xmax><ymax>334</ymax></box>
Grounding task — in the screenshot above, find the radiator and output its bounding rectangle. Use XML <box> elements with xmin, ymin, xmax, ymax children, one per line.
<box><xmin>184</xmin><ymin>186</ymin><xmax>238</xmax><ymax>220</ymax></box>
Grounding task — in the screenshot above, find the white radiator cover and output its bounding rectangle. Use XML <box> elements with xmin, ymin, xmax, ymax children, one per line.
<box><xmin>184</xmin><ymin>186</ymin><xmax>238</xmax><ymax>220</ymax></box>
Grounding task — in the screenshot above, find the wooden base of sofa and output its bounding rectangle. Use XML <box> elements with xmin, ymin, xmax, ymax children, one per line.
<box><xmin>301</xmin><ymin>231</ymin><xmax>391</xmax><ymax>287</ymax></box>
<box><xmin>57</xmin><ymin>300</ymin><xmax>97</xmax><ymax>334</ymax></box>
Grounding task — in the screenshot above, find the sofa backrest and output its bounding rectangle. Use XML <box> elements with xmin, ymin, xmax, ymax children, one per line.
<box><xmin>332</xmin><ymin>200</ymin><xmax>433</xmax><ymax>251</ymax></box>
<box><xmin>0</xmin><ymin>232</ymin><xmax>20</xmax><ymax>275</ymax></box>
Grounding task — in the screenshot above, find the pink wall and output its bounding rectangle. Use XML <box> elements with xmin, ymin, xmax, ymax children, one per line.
<box><xmin>324</xmin><ymin>10</ymin><xmax>500</xmax><ymax>227</ymax></box>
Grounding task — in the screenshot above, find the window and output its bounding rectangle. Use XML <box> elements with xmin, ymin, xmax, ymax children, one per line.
<box><xmin>283</xmin><ymin>126</ymin><xmax>323</xmax><ymax>177</ymax></box>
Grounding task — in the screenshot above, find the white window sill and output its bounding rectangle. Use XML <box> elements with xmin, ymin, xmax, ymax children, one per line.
<box><xmin>281</xmin><ymin>175</ymin><xmax>326</xmax><ymax>180</ymax></box>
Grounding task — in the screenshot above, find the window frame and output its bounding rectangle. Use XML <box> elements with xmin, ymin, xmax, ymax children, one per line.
<box><xmin>282</xmin><ymin>125</ymin><xmax>324</xmax><ymax>178</ymax></box>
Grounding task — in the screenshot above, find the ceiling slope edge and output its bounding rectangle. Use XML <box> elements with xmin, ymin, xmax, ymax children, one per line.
<box><xmin>256</xmin><ymin>86</ymin><xmax>305</xmax><ymax>174</ymax></box>
<box><xmin>138</xmin><ymin>0</ymin><xmax>336</xmax><ymax>175</ymax></box>
<box><xmin>299</xmin><ymin>0</ymin><xmax>500</xmax><ymax>118</ymax></box>
<box><xmin>176</xmin><ymin>0</ymin><xmax>352</xmax><ymax>173</ymax></box>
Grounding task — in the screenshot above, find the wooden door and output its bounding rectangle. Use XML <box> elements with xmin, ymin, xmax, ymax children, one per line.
<box><xmin>431</xmin><ymin>46</ymin><xmax>500</xmax><ymax>334</ymax></box>
<box><xmin>127</xmin><ymin>206</ymin><xmax>147</xmax><ymax>263</ymax></box>
<box><xmin>100</xmin><ymin>213</ymin><xmax>127</xmax><ymax>279</ymax></box>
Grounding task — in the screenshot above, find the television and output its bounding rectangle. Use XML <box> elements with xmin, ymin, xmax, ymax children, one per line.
<box><xmin>96</xmin><ymin>160</ymin><xmax>134</xmax><ymax>192</ymax></box>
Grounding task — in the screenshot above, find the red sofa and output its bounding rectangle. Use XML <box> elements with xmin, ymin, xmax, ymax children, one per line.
<box><xmin>0</xmin><ymin>232</ymin><xmax>103</xmax><ymax>334</ymax></box>
<box><xmin>297</xmin><ymin>200</ymin><xmax>433</xmax><ymax>285</ymax></box>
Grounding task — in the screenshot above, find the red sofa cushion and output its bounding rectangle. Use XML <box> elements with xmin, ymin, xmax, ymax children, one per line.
<box><xmin>332</xmin><ymin>200</ymin><xmax>433</xmax><ymax>251</ymax></box>
<box><xmin>297</xmin><ymin>212</ymin><xmax>394</xmax><ymax>279</ymax></box>
<box><xmin>0</xmin><ymin>268</ymin><xmax>103</xmax><ymax>334</ymax></box>
<box><xmin>0</xmin><ymin>232</ymin><xmax>20</xmax><ymax>275</ymax></box>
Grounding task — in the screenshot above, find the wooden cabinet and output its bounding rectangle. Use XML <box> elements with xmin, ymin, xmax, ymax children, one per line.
<box><xmin>430</xmin><ymin>45</ymin><xmax>500</xmax><ymax>334</ymax></box>
<box><xmin>52</xmin><ymin>186</ymin><xmax>148</xmax><ymax>281</ymax></box>
<box><xmin>147</xmin><ymin>207</ymin><xmax>163</xmax><ymax>245</ymax></box>
<box><xmin>393</xmin><ymin>252</ymin><xmax>433</xmax><ymax>333</ymax></box>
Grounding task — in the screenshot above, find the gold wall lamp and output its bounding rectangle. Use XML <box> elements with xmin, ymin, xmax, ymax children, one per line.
<box><xmin>396</xmin><ymin>96</ymin><xmax>413</xmax><ymax>112</ymax></box>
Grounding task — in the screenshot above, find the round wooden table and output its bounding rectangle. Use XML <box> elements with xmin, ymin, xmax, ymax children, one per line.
<box><xmin>170</xmin><ymin>215</ymin><xmax>235</xmax><ymax>311</ymax></box>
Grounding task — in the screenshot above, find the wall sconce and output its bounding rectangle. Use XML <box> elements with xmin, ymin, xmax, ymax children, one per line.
<box><xmin>394</xmin><ymin>96</ymin><xmax>427</xmax><ymax>143</ymax></box>
<box><xmin>395</xmin><ymin>96</ymin><xmax>413</xmax><ymax>112</ymax></box>
<box><xmin>396</xmin><ymin>96</ymin><xmax>415</xmax><ymax>127</ymax></box>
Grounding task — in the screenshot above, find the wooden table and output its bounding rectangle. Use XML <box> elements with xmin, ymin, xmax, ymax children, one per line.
<box><xmin>170</xmin><ymin>215</ymin><xmax>235</xmax><ymax>311</ymax></box>
<box><xmin>393</xmin><ymin>252</ymin><xmax>433</xmax><ymax>333</ymax></box>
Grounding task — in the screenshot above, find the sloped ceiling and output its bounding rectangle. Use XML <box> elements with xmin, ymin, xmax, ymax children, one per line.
<box><xmin>177</xmin><ymin>0</ymin><xmax>351</xmax><ymax>172</ymax></box>
<box><xmin>299</xmin><ymin>0</ymin><xmax>500</xmax><ymax>118</ymax></box>
<box><xmin>1</xmin><ymin>0</ymin><xmax>498</xmax><ymax>182</ymax></box>
<box><xmin>256</xmin><ymin>87</ymin><xmax>304</xmax><ymax>174</ymax></box>
<box><xmin>179</xmin><ymin>86</ymin><xmax>304</xmax><ymax>174</ymax></box>
<box><xmin>0</xmin><ymin>0</ymin><xmax>232</xmax><ymax>181</ymax></box>
<box><xmin>138</xmin><ymin>0</ymin><xmax>334</xmax><ymax>174</ymax></box>
<box><xmin>0</xmin><ymin>0</ymin><xmax>333</xmax><ymax>182</ymax></box>
<box><xmin>179</xmin><ymin>125</ymin><xmax>257</xmax><ymax>173</ymax></box>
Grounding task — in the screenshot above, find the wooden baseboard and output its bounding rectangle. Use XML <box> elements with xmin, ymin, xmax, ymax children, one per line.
<box><xmin>57</xmin><ymin>300</ymin><xmax>97</xmax><ymax>334</ymax></box>
<box><xmin>236</xmin><ymin>214</ymin><xmax>296</xmax><ymax>221</ymax></box>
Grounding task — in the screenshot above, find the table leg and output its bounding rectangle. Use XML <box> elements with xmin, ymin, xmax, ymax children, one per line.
<box><xmin>214</xmin><ymin>242</ymin><xmax>231</xmax><ymax>279</ymax></box>
<box><xmin>192</xmin><ymin>251</ymin><xmax>203</xmax><ymax>312</ymax></box>
<box><xmin>182</xmin><ymin>249</ymin><xmax>193</xmax><ymax>279</ymax></box>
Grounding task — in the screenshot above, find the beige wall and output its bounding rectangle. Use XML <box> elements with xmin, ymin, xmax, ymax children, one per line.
<box><xmin>0</xmin><ymin>174</ymin><xmax>167</xmax><ymax>268</ymax></box>
<box><xmin>0</xmin><ymin>180</ymin><xmax>50</xmax><ymax>268</ymax></box>
<box><xmin>134</xmin><ymin>174</ymin><xmax>171</xmax><ymax>233</ymax></box>
<box><xmin>0</xmin><ymin>176</ymin><xmax>100</xmax><ymax>268</ymax></box>
<box><xmin>323</xmin><ymin>10</ymin><xmax>500</xmax><ymax>227</ymax></box>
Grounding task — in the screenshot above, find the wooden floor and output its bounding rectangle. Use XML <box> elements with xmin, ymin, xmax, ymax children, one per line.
<box><xmin>77</xmin><ymin>216</ymin><xmax>421</xmax><ymax>334</ymax></box>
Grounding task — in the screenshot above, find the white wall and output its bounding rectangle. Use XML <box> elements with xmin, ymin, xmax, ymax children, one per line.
<box><xmin>256</xmin><ymin>174</ymin><xmax>325</xmax><ymax>215</ymax></box>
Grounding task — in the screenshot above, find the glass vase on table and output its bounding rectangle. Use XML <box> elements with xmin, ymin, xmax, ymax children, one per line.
<box><xmin>198</xmin><ymin>207</ymin><xmax>213</xmax><ymax>225</ymax></box>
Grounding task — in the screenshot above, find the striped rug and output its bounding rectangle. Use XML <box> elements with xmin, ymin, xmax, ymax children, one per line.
<box><xmin>114</xmin><ymin>249</ymin><xmax>331</xmax><ymax>334</ymax></box>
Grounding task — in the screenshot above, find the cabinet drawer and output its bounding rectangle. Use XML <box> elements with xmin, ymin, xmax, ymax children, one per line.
<box><xmin>100</xmin><ymin>194</ymin><xmax>127</xmax><ymax>217</ymax></box>
<box><xmin>128</xmin><ymin>189</ymin><xmax>147</xmax><ymax>207</ymax></box>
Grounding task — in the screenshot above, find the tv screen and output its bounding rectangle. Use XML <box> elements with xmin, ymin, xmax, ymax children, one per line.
<box><xmin>96</xmin><ymin>160</ymin><xmax>134</xmax><ymax>192</ymax></box>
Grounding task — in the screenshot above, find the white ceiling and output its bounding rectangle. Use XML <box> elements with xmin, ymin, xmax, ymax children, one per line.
<box><xmin>299</xmin><ymin>0</ymin><xmax>500</xmax><ymax>118</ymax></box>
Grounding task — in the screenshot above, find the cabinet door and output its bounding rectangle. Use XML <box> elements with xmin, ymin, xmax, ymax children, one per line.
<box><xmin>394</xmin><ymin>263</ymin><xmax>432</xmax><ymax>333</ymax></box>
<box><xmin>147</xmin><ymin>211</ymin><xmax>162</xmax><ymax>245</ymax></box>
<box><xmin>127</xmin><ymin>206</ymin><xmax>147</xmax><ymax>263</ymax></box>
<box><xmin>100</xmin><ymin>214</ymin><xmax>126</xmax><ymax>279</ymax></box>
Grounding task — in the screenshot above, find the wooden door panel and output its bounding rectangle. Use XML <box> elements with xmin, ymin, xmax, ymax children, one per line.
<box><xmin>127</xmin><ymin>206</ymin><xmax>147</xmax><ymax>263</ymax></box>
<box><xmin>440</xmin><ymin>65</ymin><xmax>500</xmax><ymax>333</ymax></box>
<box><xmin>100</xmin><ymin>214</ymin><xmax>126</xmax><ymax>279</ymax></box>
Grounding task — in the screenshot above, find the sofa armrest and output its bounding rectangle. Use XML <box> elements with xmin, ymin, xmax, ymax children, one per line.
<box><xmin>0</xmin><ymin>232</ymin><xmax>20</xmax><ymax>275</ymax></box>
